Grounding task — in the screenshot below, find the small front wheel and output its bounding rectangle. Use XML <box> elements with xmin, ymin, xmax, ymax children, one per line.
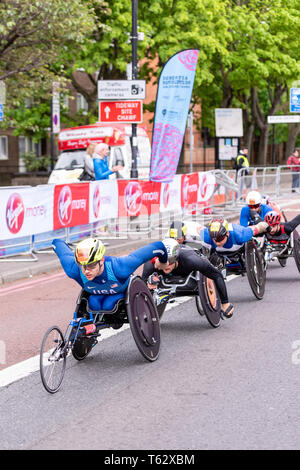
<box><xmin>40</xmin><ymin>326</ymin><xmax>67</xmax><ymax>394</ymax></box>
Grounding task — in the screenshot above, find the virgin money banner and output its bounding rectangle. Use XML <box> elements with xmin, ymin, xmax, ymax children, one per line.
<box><xmin>118</xmin><ymin>180</ymin><xmax>161</xmax><ymax>218</ymax></box>
<box><xmin>150</xmin><ymin>49</ymin><xmax>199</xmax><ymax>183</ymax></box>
<box><xmin>197</xmin><ymin>172</ymin><xmax>216</xmax><ymax>202</ymax></box>
<box><xmin>53</xmin><ymin>183</ymin><xmax>89</xmax><ymax>230</ymax></box>
<box><xmin>0</xmin><ymin>186</ymin><xmax>53</xmax><ymax>240</ymax></box>
<box><xmin>159</xmin><ymin>175</ymin><xmax>181</xmax><ymax>212</ymax></box>
<box><xmin>181</xmin><ymin>173</ymin><xmax>199</xmax><ymax>209</ymax></box>
<box><xmin>89</xmin><ymin>180</ymin><xmax>118</xmax><ymax>222</ymax></box>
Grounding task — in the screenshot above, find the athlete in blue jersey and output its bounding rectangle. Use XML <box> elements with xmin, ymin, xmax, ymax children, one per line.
<box><xmin>200</xmin><ymin>217</ymin><xmax>268</xmax><ymax>253</ymax></box>
<box><xmin>240</xmin><ymin>190</ymin><xmax>273</xmax><ymax>227</ymax></box>
<box><xmin>52</xmin><ymin>237</ymin><xmax>168</xmax><ymax>312</ymax></box>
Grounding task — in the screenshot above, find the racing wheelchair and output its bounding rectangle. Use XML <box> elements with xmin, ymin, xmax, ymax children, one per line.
<box><xmin>260</xmin><ymin>229</ymin><xmax>300</xmax><ymax>272</ymax></box>
<box><xmin>208</xmin><ymin>240</ymin><xmax>266</xmax><ymax>300</ymax></box>
<box><xmin>151</xmin><ymin>270</ymin><xmax>222</xmax><ymax>329</ymax></box>
<box><xmin>40</xmin><ymin>276</ymin><xmax>160</xmax><ymax>394</ymax></box>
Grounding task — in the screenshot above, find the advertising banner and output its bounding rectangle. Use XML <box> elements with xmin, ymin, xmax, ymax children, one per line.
<box><xmin>53</xmin><ymin>183</ymin><xmax>89</xmax><ymax>230</ymax></box>
<box><xmin>159</xmin><ymin>175</ymin><xmax>181</xmax><ymax>212</ymax></box>
<box><xmin>150</xmin><ymin>49</ymin><xmax>199</xmax><ymax>183</ymax></box>
<box><xmin>197</xmin><ymin>172</ymin><xmax>216</xmax><ymax>202</ymax></box>
<box><xmin>181</xmin><ymin>173</ymin><xmax>199</xmax><ymax>209</ymax></box>
<box><xmin>118</xmin><ymin>180</ymin><xmax>161</xmax><ymax>218</ymax></box>
<box><xmin>0</xmin><ymin>186</ymin><xmax>54</xmax><ymax>240</ymax></box>
<box><xmin>89</xmin><ymin>180</ymin><xmax>118</xmax><ymax>222</ymax></box>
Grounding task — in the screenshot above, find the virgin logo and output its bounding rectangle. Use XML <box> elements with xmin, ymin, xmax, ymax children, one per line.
<box><xmin>124</xmin><ymin>181</ymin><xmax>142</xmax><ymax>216</ymax></box>
<box><xmin>182</xmin><ymin>175</ymin><xmax>197</xmax><ymax>205</ymax></box>
<box><xmin>93</xmin><ymin>185</ymin><xmax>101</xmax><ymax>218</ymax></box>
<box><xmin>162</xmin><ymin>183</ymin><xmax>170</xmax><ymax>208</ymax></box>
<box><xmin>200</xmin><ymin>175</ymin><xmax>208</xmax><ymax>199</ymax></box>
<box><xmin>58</xmin><ymin>186</ymin><xmax>72</xmax><ymax>226</ymax></box>
<box><xmin>6</xmin><ymin>193</ymin><xmax>25</xmax><ymax>234</ymax></box>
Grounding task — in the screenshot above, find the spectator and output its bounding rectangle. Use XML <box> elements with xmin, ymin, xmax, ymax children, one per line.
<box><xmin>236</xmin><ymin>147</ymin><xmax>250</xmax><ymax>188</ymax></box>
<box><xmin>79</xmin><ymin>143</ymin><xmax>96</xmax><ymax>181</ymax></box>
<box><xmin>287</xmin><ymin>149</ymin><xmax>300</xmax><ymax>193</ymax></box>
<box><xmin>93</xmin><ymin>143</ymin><xmax>123</xmax><ymax>180</ymax></box>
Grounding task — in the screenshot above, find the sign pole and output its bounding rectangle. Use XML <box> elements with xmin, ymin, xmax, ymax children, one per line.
<box><xmin>131</xmin><ymin>0</ymin><xmax>138</xmax><ymax>178</ymax></box>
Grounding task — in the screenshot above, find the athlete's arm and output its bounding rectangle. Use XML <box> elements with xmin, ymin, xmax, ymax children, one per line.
<box><xmin>239</xmin><ymin>206</ymin><xmax>250</xmax><ymax>227</ymax></box>
<box><xmin>113</xmin><ymin>241</ymin><xmax>168</xmax><ymax>280</ymax></box>
<box><xmin>52</xmin><ymin>239</ymin><xmax>83</xmax><ymax>285</ymax></box>
<box><xmin>283</xmin><ymin>214</ymin><xmax>300</xmax><ymax>236</ymax></box>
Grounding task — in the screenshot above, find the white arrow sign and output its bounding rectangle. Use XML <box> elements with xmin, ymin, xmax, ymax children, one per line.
<box><xmin>104</xmin><ymin>106</ymin><xmax>111</xmax><ymax>119</ymax></box>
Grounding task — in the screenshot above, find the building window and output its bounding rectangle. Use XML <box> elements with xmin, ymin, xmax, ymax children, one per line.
<box><xmin>0</xmin><ymin>136</ymin><xmax>8</xmax><ymax>160</ymax></box>
<box><xmin>76</xmin><ymin>93</ymin><xmax>88</xmax><ymax>113</ymax></box>
<box><xmin>18</xmin><ymin>136</ymin><xmax>41</xmax><ymax>172</ymax></box>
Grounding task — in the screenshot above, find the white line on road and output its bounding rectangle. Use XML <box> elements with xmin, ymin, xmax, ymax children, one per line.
<box><xmin>0</xmin><ymin>276</ymin><xmax>237</xmax><ymax>389</ymax></box>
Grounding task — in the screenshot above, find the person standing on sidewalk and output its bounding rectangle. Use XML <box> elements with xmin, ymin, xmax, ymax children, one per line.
<box><xmin>287</xmin><ymin>149</ymin><xmax>300</xmax><ymax>192</ymax></box>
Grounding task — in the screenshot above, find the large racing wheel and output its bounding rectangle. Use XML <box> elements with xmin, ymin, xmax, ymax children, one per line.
<box><xmin>196</xmin><ymin>272</ymin><xmax>221</xmax><ymax>328</ymax></box>
<box><xmin>292</xmin><ymin>229</ymin><xmax>300</xmax><ymax>273</ymax></box>
<box><xmin>245</xmin><ymin>240</ymin><xmax>266</xmax><ymax>299</ymax></box>
<box><xmin>126</xmin><ymin>276</ymin><xmax>161</xmax><ymax>362</ymax></box>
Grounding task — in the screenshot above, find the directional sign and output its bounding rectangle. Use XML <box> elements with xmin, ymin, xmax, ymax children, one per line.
<box><xmin>290</xmin><ymin>88</ymin><xmax>300</xmax><ymax>113</ymax></box>
<box><xmin>99</xmin><ymin>100</ymin><xmax>143</xmax><ymax>124</ymax></box>
<box><xmin>98</xmin><ymin>80</ymin><xmax>146</xmax><ymax>100</ymax></box>
<box><xmin>0</xmin><ymin>104</ymin><xmax>3</xmax><ymax>121</ymax></box>
<box><xmin>267</xmin><ymin>115</ymin><xmax>300</xmax><ymax>124</ymax></box>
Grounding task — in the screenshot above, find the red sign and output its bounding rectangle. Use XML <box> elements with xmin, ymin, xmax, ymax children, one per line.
<box><xmin>53</xmin><ymin>183</ymin><xmax>89</xmax><ymax>230</ymax></box>
<box><xmin>99</xmin><ymin>100</ymin><xmax>143</xmax><ymax>124</ymax></box>
<box><xmin>118</xmin><ymin>180</ymin><xmax>161</xmax><ymax>217</ymax></box>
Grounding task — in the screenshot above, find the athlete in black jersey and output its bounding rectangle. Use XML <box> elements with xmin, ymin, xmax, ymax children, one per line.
<box><xmin>142</xmin><ymin>239</ymin><xmax>234</xmax><ymax>318</ymax></box>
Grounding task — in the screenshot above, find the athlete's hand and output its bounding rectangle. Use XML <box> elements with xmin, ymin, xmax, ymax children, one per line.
<box><xmin>255</xmin><ymin>221</ymin><xmax>269</xmax><ymax>233</ymax></box>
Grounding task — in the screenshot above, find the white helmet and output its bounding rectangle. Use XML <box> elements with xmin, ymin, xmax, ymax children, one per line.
<box><xmin>162</xmin><ymin>238</ymin><xmax>180</xmax><ymax>264</ymax></box>
<box><xmin>246</xmin><ymin>190</ymin><xmax>261</xmax><ymax>206</ymax></box>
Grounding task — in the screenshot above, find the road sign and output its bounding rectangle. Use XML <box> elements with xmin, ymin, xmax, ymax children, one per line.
<box><xmin>267</xmin><ymin>115</ymin><xmax>300</xmax><ymax>124</ymax></box>
<box><xmin>98</xmin><ymin>80</ymin><xmax>146</xmax><ymax>100</ymax></box>
<box><xmin>52</xmin><ymin>82</ymin><xmax>60</xmax><ymax>134</ymax></box>
<box><xmin>99</xmin><ymin>100</ymin><xmax>143</xmax><ymax>124</ymax></box>
<box><xmin>290</xmin><ymin>88</ymin><xmax>300</xmax><ymax>113</ymax></box>
<box><xmin>0</xmin><ymin>104</ymin><xmax>3</xmax><ymax>121</ymax></box>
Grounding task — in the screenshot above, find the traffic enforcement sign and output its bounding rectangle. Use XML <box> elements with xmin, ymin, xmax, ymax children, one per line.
<box><xmin>99</xmin><ymin>100</ymin><xmax>143</xmax><ymax>124</ymax></box>
<box><xmin>290</xmin><ymin>88</ymin><xmax>300</xmax><ymax>113</ymax></box>
<box><xmin>98</xmin><ymin>80</ymin><xmax>146</xmax><ymax>100</ymax></box>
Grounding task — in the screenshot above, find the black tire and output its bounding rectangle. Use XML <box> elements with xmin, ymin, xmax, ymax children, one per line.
<box><xmin>293</xmin><ymin>229</ymin><xmax>300</xmax><ymax>273</ymax></box>
<box><xmin>72</xmin><ymin>335</ymin><xmax>95</xmax><ymax>361</ymax></box>
<box><xmin>245</xmin><ymin>241</ymin><xmax>266</xmax><ymax>300</ymax></box>
<box><xmin>278</xmin><ymin>256</ymin><xmax>287</xmax><ymax>267</ymax></box>
<box><xmin>156</xmin><ymin>302</ymin><xmax>167</xmax><ymax>320</ymax></box>
<box><xmin>40</xmin><ymin>326</ymin><xmax>66</xmax><ymax>394</ymax></box>
<box><xmin>195</xmin><ymin>295</ymin><xmax>204</xmax><ymax>316</ymax></box>
<box><xmin>126</xmin><ymin>276</ymin><xmax>161</xmax><ymax>362</ymax></box>
<box><xmin>197</xmin><ymin>273</ymin><xmax>221</xmax><ymax>328</ymax></box>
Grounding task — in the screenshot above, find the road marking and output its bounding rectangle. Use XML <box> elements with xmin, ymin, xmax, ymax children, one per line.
<box><xmin>0</xmin><ymin>276</ymin><xmax>237</xmax><ymax>389</ymax></box>
<box><xmin>0</xmin><ymin>271</ymin><xmax>65</xmax><ymax>297</ymax></box>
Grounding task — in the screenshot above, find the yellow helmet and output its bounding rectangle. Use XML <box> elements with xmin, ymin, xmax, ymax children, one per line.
<box><xmin>75</xmin><ymin>238</ymin><xmax>106</xmax><ymax>266</ymax></box>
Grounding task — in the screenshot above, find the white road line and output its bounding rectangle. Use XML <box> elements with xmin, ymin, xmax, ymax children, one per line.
<box><xmin>0</xmin><ymin>276</ymin><xmax>237</xmax><ymax>389</ymax></box>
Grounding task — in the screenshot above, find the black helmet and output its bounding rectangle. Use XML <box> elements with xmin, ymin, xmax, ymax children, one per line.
<box><xmin>208</xmin><ymin>217</ymin><xmax>229</xmax><ymax>242</ymax></box>
<box><xmin>169</xmin><ymin>221</ymin><xmax>187</xmax><ymax>240</ymax></box>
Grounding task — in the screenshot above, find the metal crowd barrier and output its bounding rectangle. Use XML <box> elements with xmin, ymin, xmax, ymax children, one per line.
<box><xmin>1</xmin><ymin>165</ymin><xmax>298</xmax><ymax>262</ymax></box>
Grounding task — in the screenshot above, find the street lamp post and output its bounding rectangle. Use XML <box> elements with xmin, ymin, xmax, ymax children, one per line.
<box><xmin>130</xmin><ymin>0</ymin><xmax>139</xmax><ymax>179</ymax></box>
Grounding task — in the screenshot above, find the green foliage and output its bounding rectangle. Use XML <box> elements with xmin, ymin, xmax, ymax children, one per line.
<box><xmin>22</xmin><ymin>152</ymin><xmax>50</xmax><ymax>172</ymax></box>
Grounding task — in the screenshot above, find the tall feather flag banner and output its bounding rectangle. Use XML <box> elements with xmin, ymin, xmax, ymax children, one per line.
<box><xmin>149</xmin><ymin>49</ymin><xmax>199</xmax><ymax>182</ymax></box>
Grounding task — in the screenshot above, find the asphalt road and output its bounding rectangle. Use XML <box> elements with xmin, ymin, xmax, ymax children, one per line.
<box><xmin>0</xmin><ymin>196</ymin><xmax>300</xmax><ymax>451</ymax></box>
<box><xmin>0</xmin><ymin>257</ymin><xmax>300</xmax><ymax>450</ymax></box>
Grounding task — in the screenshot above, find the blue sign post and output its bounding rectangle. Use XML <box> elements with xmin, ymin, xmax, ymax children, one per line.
<box><xmin>290</xmin><ymin>88</ymin><xmax>300</xmax><ymax>113</ymax></box>
<box><xmin>0</xmin><ymin>104</ymin><xmax>3</xmax><ymax>121</ymax></box>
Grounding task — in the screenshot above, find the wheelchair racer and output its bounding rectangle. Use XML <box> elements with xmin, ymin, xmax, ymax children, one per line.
<box><xmin>52</xmin><ymin>237</ymin><xmax>168</xmax><ymax>312</ymax></box>
<box><xmin>264</xmin><ymin>211</ymin><xmax>300</xmax><ymax>243</ymax></box>
<box><xmin>200</xmin><ymin>216</ymin><xmax>268</xmax><ymax>253</ymax></box>
<box><xmin>142</xmin><ymin>237</ymin><xmax>234</xmax><ymax>319</ymax></box>
<box><xmin>239</xmin><ymin>190</ymin><xmax>273</xmax><ymax>227</ymax></box>
<box><xmin>168</xmin><ymin>220</ymin><xmax>204</xmax><ymax>245</ymax></box>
